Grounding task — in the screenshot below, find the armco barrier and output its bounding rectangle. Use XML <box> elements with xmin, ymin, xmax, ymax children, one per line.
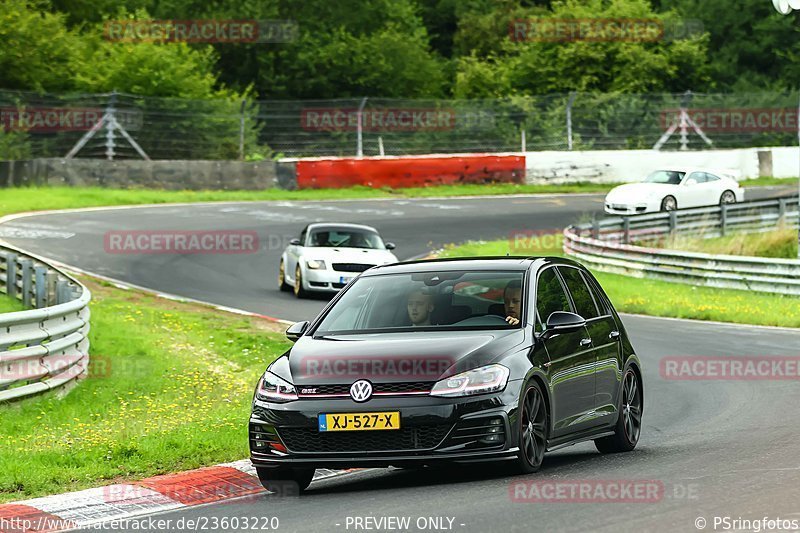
<box><xmin>563</xmin><ymin>196</ymin><xmax>800</xmax><ymax>295</ymax></box>
<box><xmin>294</xmin><ymin>154</ymin><xmax>526</xmax><ymax>189</ymax></box>
<box><xmin>0</xmin><ymin>243</ymin><xmax>91</xmax><ymax>402</ymax></box>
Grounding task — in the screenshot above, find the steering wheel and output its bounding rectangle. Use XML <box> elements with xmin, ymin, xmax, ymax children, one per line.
<box><xmin>453</xmin><ymin>314</ymin><xmax>510</xmax><ymax>326</ymax></box>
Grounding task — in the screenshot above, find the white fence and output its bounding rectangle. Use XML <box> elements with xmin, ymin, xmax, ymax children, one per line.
<box><xmin>0</xmin><ymin>243</ymin><xmax>91</xmax><ymax>402</ymax></box>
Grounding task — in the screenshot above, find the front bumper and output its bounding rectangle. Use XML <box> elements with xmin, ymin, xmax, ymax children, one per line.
<box><xmin>604</xmin><ymin>201</ymin><xmax>657</xmax><ymax>215</ymax></box>
<box><xmin>249</xmin><ymin>380</ymin><xmax>524</xmax><ymax>469</ymax></box>
<box><xmin>302</xmin><ymin>268</ymin><xmax>359</xmax><ymax>292</ymax></box>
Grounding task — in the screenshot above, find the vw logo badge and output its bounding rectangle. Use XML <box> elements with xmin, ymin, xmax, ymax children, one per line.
<box><xmin>350</xmin><ymin>380</ymin><xmax>373</xmax><ymax>402</ymax></box>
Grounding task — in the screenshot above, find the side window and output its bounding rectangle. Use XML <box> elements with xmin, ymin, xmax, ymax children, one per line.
<box><xmin>535</xmin><ymin>268</ymin><xmax>572</xmax><ymax>330</ymax></box>
<box><xmin>583</xmin><ymin>271</ymin><xmax>612</xmax><ymax>316</ymax></box>
<box><xmin>686</xmin><ymin>172</ymin><xmax>705</xmax><ymax>184</ymax></box>
<box><xmin>559</xmin><ymin>267</ymin><xmax>600</xmax><ymax>319</ymax></box>
<box><xmin>704</xmin><ymin>172</ymin><xmax>720</xmax><ymax>182</ymax></box>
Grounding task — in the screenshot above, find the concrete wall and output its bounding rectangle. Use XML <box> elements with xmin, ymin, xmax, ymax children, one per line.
<box><xmin>524</xmin><ymin>147</ymin><xmax>800</xmax><ymax>184</ymax></box>
<box><xmin>0</xmin><ymin>158</ymin><xmax>288</xmax><ymax>190</ymax></box>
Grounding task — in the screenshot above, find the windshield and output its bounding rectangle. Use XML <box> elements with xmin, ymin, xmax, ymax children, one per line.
<box><xmin>308</xmin><ymin>228</ymin><xmax>384</xmax><ymax>249</ymax></box>
<box><xmin>643</xmin><ymin>170</ymin><xmax>685</xmax><ymax>185</ymax></box>
<box><xmin>314</xmin><ymin>270</ymin><xmax>525</xmax><ymax>335</ymax></box>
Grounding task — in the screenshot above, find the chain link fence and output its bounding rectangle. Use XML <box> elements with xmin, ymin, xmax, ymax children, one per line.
<box><xmin>1</xmin><ymin>89</ymin><xmax>798</xmax><ymax>160</ymax></box>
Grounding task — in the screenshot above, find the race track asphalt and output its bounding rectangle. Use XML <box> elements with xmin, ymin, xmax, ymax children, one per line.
<box><xmin>1</xmin><ymin>186</ymin><xmax>798</xmax><ymax>532</ymax></box>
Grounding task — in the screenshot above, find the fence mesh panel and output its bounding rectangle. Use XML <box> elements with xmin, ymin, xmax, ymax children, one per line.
<box><xmin>1</xmin><ymin>90</ymin><xmax>797</xmax><ymax>159</ymax></box>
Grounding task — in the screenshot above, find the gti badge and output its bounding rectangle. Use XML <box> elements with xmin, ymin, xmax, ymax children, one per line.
<box><xmin>349</xmin><ymin>380</ymin><xmax>373</xmax><ymax>402</ymax></box>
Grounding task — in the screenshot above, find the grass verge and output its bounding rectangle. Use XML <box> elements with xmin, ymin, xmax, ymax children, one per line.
<box><xmin>647</xmin><ymin>227</ymin><xmax>798</xmax><ymax>259</ymax></box>
<box><xmin>0</xmin><ymin>294</ymin><xmax>25</xmax><ymax>313</ymax></box>
<box><xmin>0</xmin><ymin>177</ymin><xmax>791</xmax><ymax>219</ymax></box>
<box><xmin>0</xmin><ymin>278</ymin><xmax>290</xmax><ymax>503</ymax></box>
<box><xmin>439</xmin><ymin>234</ymin><xmax>800</xmax><ymax>328</ymax></box>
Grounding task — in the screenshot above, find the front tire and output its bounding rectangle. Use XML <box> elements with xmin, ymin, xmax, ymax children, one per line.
<box><xmin>595</xmin><ymin>368</ymin><xmax>642</xmax><ymax>454</ymax></box>
<box><xmin>293</xmin><ymin>265</ymin><xmax>307</xmax><ymax>298</ymax></box>
<box><xmin>256</xmin><ymin>467</ymin><xmax>314</xmax><ymax>494</ymax></box>
<box><xmin>660</xmin><ymin>196</ymin><xmax>677</xmax><ymax>211</ymax></box>
<box><xmin>514</xmin><ymin>381</ymin><xmax>548</xmax><ymax>473</ymax></box>
<box><xmin>278</xmin><ymin>260</ymin><xmax>291</xmax><ymax>292</ymax></box>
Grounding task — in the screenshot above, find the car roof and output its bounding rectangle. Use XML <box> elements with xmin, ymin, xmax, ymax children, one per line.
<box><xmin>362</xmin><ymin>256</ymin><xmax>583</xmax><ymax>276</ymax></box>
<box><xmin>651</xmin><ymin>167</ymin><xmax>734</xmax><ymax>176</ymax></box>
<box><xmin>306</xmin><ymin>222</ymin><xmax>380</xmax><ymax>233</ymax></box>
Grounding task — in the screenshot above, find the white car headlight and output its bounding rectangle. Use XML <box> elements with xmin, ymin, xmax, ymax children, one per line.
<box><xmin>430</xmin><ymin>364</ymin><xmax>510</xmax><ymax>397</ymax></box>
<box><xmin>306</xmin><ymin>259</ymin><xmax>326</xmax><ymax>270</ymax></box>
<box><xmin>257</xmin><ymin>371</ymin><xmax>298</xmax><ymax>402</ymax></box>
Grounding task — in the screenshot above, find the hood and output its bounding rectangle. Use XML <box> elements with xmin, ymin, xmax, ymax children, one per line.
<box><xmin>606</xmin><ymin>182</ymin><xmax>671</xmax><ymax>203</ymax></box>
<box><xmin>303</xmin><ymin>246</ymin><xmax>397</xmax><ymax>265</ymax></box>
<box><xmin>274</xmin><ymin>329</ymin><xmax>527</xmax><ymax>385</ymax></box>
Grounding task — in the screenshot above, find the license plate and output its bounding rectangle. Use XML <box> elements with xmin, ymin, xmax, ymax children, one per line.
<box><xmin>339</xmin><ymin>276</ymin><xmax>353</xmax><ymax>284</ymax></box>
<box><xmin>318</xmin><ymin>412</ymin><xmax>400</xmax><ymax>432</ymax></box>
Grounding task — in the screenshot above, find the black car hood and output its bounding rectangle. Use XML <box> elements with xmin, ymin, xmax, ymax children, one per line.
<box><xmin>277</xmin><ymin>329</ymin><xmax>528</xmax><ymax>385</ymax></box>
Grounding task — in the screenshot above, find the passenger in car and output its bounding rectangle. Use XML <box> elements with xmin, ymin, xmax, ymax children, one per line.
<box><xmin>503</xmin><ymin>280</ymin><xmax>522</xmax><ymax>326</ymax></box>
<box><xmin>406</xmin><ymin>289</ymin><xmax>435</xmax><ymax>327</ymax></box>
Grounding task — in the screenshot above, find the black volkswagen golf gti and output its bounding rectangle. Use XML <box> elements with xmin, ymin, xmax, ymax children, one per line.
<box><xmin>250</xmin><ymin>257</ymin><xmax>643</xmax><ymax>491</ymax></box>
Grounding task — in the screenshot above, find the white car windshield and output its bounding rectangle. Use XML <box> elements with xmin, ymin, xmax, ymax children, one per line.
<box><xmin>314</xmin><ymin>270</ymin><xmax>524</xmax><ymax>335</ymax></box>
<box><xmin>643</xmin><ymin>170</ymin><xmax>685</xmax><ymax>185</ymax></box>
<box><xmin>309</xmin><ymin>228</ymin><xmax>384</xmax><ymax>249</ymax></box>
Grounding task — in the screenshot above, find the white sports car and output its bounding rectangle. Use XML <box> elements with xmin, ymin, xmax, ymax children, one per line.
<box><xmin>279</xmin><ymin>223</ymin><xmax>398</xmax><ymax>298</ymax></box>
<box><xmin>604</xmin><ymin>168</ymin><xmax>744</xmax><ymax>215</ymax></box>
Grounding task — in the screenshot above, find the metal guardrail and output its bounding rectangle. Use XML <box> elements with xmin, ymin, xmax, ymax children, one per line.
<box><xmin>564</xmin><ymin>196</ymin><xmax>800</xmax><ymax>295</ymax></box>
<box><xmin>0</xmin><ymin>243</ymin><xmax>91</xmax><ymax>402</ymax></box>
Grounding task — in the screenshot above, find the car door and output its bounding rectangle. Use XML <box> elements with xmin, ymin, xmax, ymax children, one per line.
<box><xmin>559</xmin><ymin>266</ymin><xmax>620</xmax><ymax>425</ymax></box>
<box><xmin>535</xmin><ymin>266</ymin><xmax>596</xmax><ymax>437</ymax></box>
<box><xmin>701</xmin><ymin>172</ymin><xmax>725</xmax><ymax>205</ymax></box>
<box><xmin>678</xmin><ymin>171</ymin><xmax>707</xmax><ymax>208</ymax></box>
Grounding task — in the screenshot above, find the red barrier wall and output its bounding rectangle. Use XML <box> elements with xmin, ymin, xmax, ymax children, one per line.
<box><xmin>295</xmin><ymin>154</ymin><xmax>525</xmax><ymax>189</ymax></box>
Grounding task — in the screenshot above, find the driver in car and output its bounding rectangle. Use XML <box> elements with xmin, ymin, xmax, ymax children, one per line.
<box><xmin>503</xmin><ymin>280</ymin><xmax>522</xmax><ymax>325</ymax></box>
<box><xmin>406</xmin><ymin>289</ymin><xmax>435</xmax><ymax>327</ymax></box>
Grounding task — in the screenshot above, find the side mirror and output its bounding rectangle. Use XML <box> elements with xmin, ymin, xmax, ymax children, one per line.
<box><xmin>543</xmin><ymin>311</ymin><xmax>586</xmax><ymax>339</ymax></box>
<box><xmin>385</xmin><ymin>242</ymin><xmax>396</xmax><ymax>250</ymax></box>
<box><xmin>289</xmin><ymin>238</ymin><xmax>301</xmax><ymax>246</ymax></box>
<box><xmin>286</xmin><ymin>321</ymin><xmax>309</xmax><ymax>342</ymax></box>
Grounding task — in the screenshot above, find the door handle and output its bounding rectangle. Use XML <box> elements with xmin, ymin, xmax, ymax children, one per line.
<box><xmin>609</xmin><ymin>331</ymin><xmax>620</xmax><ymax>340</ymax></box>
<box><xmin>580</xmin><ymin>338</ymin><xmax>592</xmax><ymax>347</ymax></box>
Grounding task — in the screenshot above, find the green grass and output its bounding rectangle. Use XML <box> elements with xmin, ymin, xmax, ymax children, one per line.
<box><xmin>439</xmin><ymin>233</ymin><xmax>800</xmax><ymax>328</ymax></box>
<box><xmin>0</xmin><ymin>178</ymin><xmax>791</xmax><ymax>219</ymax></box>
<box><xmin>739</xmin><ymin>176</ymin><xmax>800</xmax><ymax>188</ymax></box>
<box><xmin>0</xmin><ymin>183</ymin><xmax>620</xmax><ymax>218</ymax></box>
<box><xmin>0</xmin><ymin>294</ymin><xmax>25</xmax><ymax>313</ymax></box>
<box><xmin>0</xmin><ymin>279</ymin><xmax>291</xmax><ymax>503</ymax></box>
<box><xmin>652</xmin><ymin>227</ymin><xmax>798</xmax><ymax>259</ymax></box>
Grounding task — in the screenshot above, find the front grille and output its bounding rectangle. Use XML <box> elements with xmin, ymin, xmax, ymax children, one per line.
<box><xmin>278</xmin><ymin>425</ymin><xmax>450</xmax><ymax>453</ymax></box>
<box><xmin>333</xmin><ymin>263</ymin><xmax>375</xmax><ymax>273</ymax></box>
<box><xmin>299</xmin><ymin>381</ymin><xmax>434</xmax><ymax>396</ymax></box>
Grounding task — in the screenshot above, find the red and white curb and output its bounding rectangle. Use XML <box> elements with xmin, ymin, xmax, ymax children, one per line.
<box><xmin>0</xmin><ymin>461</ymin><xmax>347</xmax><ymax>532</ymax></box>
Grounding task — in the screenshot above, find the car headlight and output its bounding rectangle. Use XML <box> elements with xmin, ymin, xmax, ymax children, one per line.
<box><xmin>256</xmin><ymin>371</ymin><xmax>298</xmax><ymax>402</ymax></box>
<box><xmin>430</xmin><ymin>364</ymin><xmax>510</xmax><ymax>397</ymax></box>
<box><xmin>306</xmin><ymin>259</ymin><xmax>326</xmax><ymax>270</ymax></box>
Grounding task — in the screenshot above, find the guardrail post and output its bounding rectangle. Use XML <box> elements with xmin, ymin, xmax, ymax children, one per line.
<box><xmin>5</xmin><ymin>253</ymin><xmax>17</xmax><ymax>299</ymax></box>
<box><xmin>45</xmin><ymin>272</ymin><xmax>57</xmax><ymax>307</ymax></box>
<box><xmin>20</xmin><ymin>259</ymin><xmax>32</xmax><ymax>308</ymax></box>
<box><xmin>720</xmin><ymin>203</ymin><xmax>728</xmax><ymax>237</ymax></box>
<box><xmin>55</xmin><ymin>280</ymin><xmax>67</xmax><ymax>305</ymax></box>
<box><xmin>591</xmin><ymin>215</ymin><xmax>599</xmax><ymax>239</ymax></box>
<box><xmin>778</xmin><ymin>198</ymin><xmax>787</xmax><ymax>222</ymax></box>
<box><xmin>622</xmin><ymin>217</ymin><xmax>630</xmax><ymax>244</ymax></box>
<box><xmin>668</xmin><ymin>211</ymin><xmax>678</xmax><ymax>234</ymax></box>
<box><xmin>34</xmin><ymin>265</ymin><xmax>47</xmax><ymax>308</ymax></box>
